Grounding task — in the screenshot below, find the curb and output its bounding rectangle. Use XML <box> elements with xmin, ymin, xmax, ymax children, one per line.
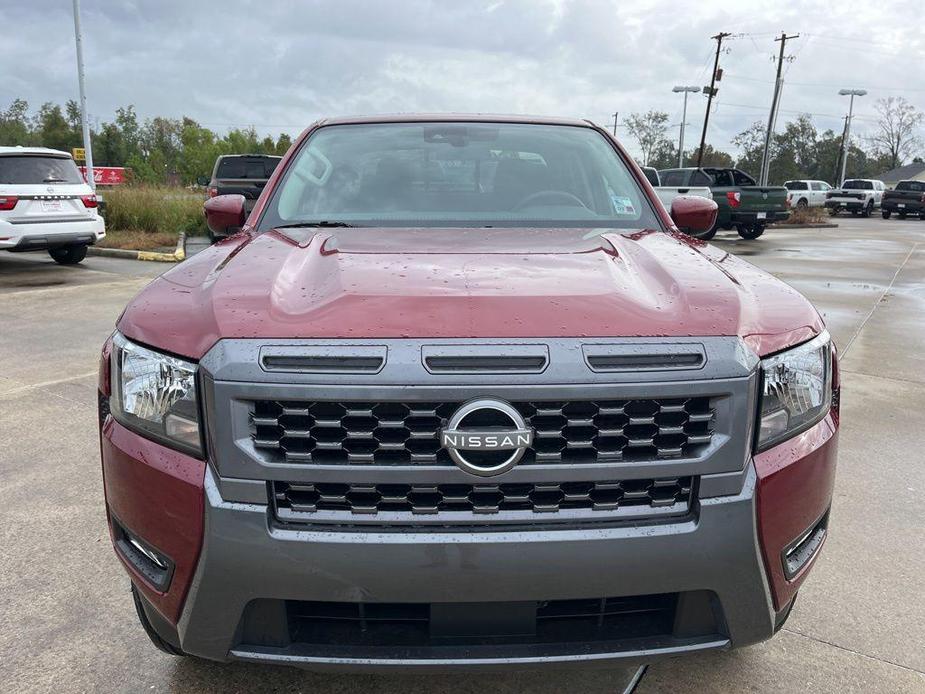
<box><xmin>773</xmin><ymin>223</ymin><xmax>839</xmax><ymax>229</ymax></box>
<box><xmin>89</xmin><ymin>232</ymin><xmax>186</xmax><ymax>263</ymax></box>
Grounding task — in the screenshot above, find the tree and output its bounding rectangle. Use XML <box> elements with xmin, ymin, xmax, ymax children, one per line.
<box><xmin>624</xmin><ymin>111</ymin><xmax>670</xmax><ymax>166</ymax></box>
<box><xmin>33</xmin><ymin>102</ymin><xmax>78</xmax><ymax>151</ymax></box>
<box><xmin>275</xmin><ymin>133</ymin><xmax>292</xmax><ymax>155</ymax></box>
<box><xmin>0</xmin><ymin>98</ymin><xmax>31</xmax><ymax>145</ymax></box>
<box><xmin>868</xmin><ymin>97</ymin><xmax>924</xmax><ymax>170</ymax></box>
<box><xmin>732</xmin><ymin>121</ymin><xmax>766</xmax><ymax>176</ymax></box>
<box><xmin>691</xmin><ymin>144</ymin><xmax>734</xmax><ymax>168</ymax></box>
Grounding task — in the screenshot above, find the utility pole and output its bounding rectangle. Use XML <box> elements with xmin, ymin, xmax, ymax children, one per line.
<box><xmin>759</xmin><ymin>32</ymin><xmax>799</xmax><ymax>186</ymax></box>
<box><xmin>834</xmin><ymin>115</ymin><xmax>849</xmax><ymax>183</ymax></box>
<box><xmin>837</xmin><ymin>89</ymin><xmax>867</xmax><ymax>185</ymax></box>
<box><xmin>696</xmin><ymin>32</ymin><xmax>731</xmax><ymax>168</ymax></box>
<box><xmin>72</xmin><ymin>0</ymin><xmax>94</xmax><ymax>191</ymax></box>
<box><xmin>673</xmin><ymin>86</ymin><xmax>700</xmax><ymax>167</ymax></box>
<box><xmin>611</xmin><ymin>112</ymin><xmax>619</xmax><ymax>136</ymax></box>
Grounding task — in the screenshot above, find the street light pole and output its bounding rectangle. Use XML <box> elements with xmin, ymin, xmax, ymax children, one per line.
<box><xmin>72</xmin><ymin>0</ymin><xmax>94</xmax><ymax>191</ymax></box>
<box><xmin>673</xmin><ymin>86</ymin><xmax>699</xmax><ymax>168</ymax></box>
<box><xmin>838</xmin><ymin>89</ymin><xmax>867</xmax><ymax>186</ymax></box>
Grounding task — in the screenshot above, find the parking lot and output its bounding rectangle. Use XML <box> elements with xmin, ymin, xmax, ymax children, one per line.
<box><xmin>1</xmin><ymin>216</ymin><xmax>923</xmax><ymax>693</ymax></box>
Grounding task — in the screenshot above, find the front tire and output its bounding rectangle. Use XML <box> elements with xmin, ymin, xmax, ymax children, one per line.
<box><xmin>48</xmin><ymin>244</ymin><xmax>88</xmax><ymax>265</ymax></box>
<box><xmin>736</xmin><ymin>224</ymin><xmax>765</xmax><ymax>240</ymax></box>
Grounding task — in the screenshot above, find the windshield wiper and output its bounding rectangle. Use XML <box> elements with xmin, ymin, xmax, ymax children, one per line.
<box><xmin>43</xmin><ymin>177</ymin><xmax>67</xmax><ymax>183</ymax></box>
<box><xmin>273</xmin><ymin>221</ymin><xmax>360</xmax><ymax>229</ymax></box>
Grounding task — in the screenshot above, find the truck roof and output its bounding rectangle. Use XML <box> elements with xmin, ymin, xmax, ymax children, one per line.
<box><xmin>314</xmin><ymin>113</ymin><xmax>595</xmax><ymax>128</ymax></box>
<box><xmin>0</xmin><ymin>146</ymin><xmax>73</xmax><ymax>158</ymax></box>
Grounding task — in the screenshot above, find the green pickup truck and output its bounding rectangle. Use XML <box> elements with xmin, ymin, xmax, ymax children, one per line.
<box><xmin>658</xmin><ymin>167</ymin><xmax>790</xmax><ymax>240</ymax></box>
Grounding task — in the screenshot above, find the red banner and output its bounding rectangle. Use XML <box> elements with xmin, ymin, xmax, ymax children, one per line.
<box><xmin>79</xmin><ymin>166</ymin><xmax>128</xmax><ymax>185</ymax></box>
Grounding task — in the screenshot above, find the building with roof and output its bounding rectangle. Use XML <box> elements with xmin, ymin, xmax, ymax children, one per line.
<box><xmin>877</xmin><ymin>162</ymin><xmax>925</xmax><ymax>188</ymax></box>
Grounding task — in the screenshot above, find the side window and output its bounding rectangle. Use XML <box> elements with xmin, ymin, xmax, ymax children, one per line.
<box><xmin>691</xmin><ymin>170</ymin><xmax>712</xmax><ymax>186</ymax></box>
<box><xmin>660</xmin><ymin>171</ymin><xmax>685</xmax><ymax>187</ymax></box>
<box><xmin>732</xmin><ymin>170</ymin><xmax>757</xmax><ymax>186</ymax></box>
<box><xmin>810</xmin><ymin>182</ymin><xmax>823</xmax><ymax>191</ymax></box>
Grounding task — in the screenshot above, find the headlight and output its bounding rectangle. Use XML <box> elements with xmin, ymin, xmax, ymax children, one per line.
<box><xmin>110</xmin><ymin>333</ymin><xmax>203</xmax><ymax>456</ymax></box>
<box><xmin>757</xmin><ymin>331</ymin><xmax>832</xmax><ymax>451</ymax></box>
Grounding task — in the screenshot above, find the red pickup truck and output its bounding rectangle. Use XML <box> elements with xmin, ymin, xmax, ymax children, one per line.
<box><xmin>99</xmin><ymin>115</ymin><xmax>839</xmax><ymax>671</ymax></box>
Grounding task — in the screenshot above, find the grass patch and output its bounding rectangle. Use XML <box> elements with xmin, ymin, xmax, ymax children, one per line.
<box><xmin>102</xmin><ymin>185</ymin><xmax>206</xmax><ymax>235</ymax></box>
<box><xmin>786</xmin><ymin>206</ymin><xmax>829</xmax><ymax>225</ymax></box>
<box><xmin>98</xmin><ymin>228</ymin><xmax>179</xmax><ymax>251</ymax></box>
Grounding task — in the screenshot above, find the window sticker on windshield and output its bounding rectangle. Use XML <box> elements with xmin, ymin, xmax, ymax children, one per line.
<box><xmin>610</xmin><ymin>194</ymin><xmax>636</xmax><ymax>215</ymax></box>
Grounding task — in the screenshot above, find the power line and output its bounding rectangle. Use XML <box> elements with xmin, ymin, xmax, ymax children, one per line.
<box><xmin>723</xmin><ymin>74</ymin><xmax>925</xmax><ymax>94</ymax></box>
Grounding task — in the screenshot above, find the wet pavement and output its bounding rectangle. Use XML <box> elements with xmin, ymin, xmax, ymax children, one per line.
<box><xmin>1</xmin><ymin>217</ymin><xmax>923</xmax><ymax>693</ymax></box>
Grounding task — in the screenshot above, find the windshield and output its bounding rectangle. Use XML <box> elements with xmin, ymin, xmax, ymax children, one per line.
<box><xmin>259</xmin><ymin>122</ymin><xmax>660</xmax><ymax>230</ymax></box>
<box><xmin>0</xmin><ymin>155</ymin><xmax>84</xmax><ymax>185</ymax></box>
<box><xmin>843</xmin><ymin>180</ymin><xmax>872</xmax><ymax>190</ymax></box>
<box><xmin>896</xmin><ymin>181</ymin><xmax>925</xmax><ymax>192</ymax></box>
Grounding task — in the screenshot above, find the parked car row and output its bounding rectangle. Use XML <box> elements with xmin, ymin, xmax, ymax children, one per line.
<box><xmin>787</xmin><ymin>177</ymin><xmax>925</xmax><ymax>220</ymax></box>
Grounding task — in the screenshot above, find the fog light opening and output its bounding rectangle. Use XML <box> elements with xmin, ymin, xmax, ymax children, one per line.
<box><xmin>782</xmin><ymin>510</ymin><xmax>829</xmax><ymax>580</ymax></box>
<box><xmin>112</xmin><ymin>516</ymin><xmax>175</xmax><ymax>591</ymax></box>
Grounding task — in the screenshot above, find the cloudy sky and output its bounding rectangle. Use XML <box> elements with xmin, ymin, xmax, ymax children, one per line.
<box><xmin>3</xmin><ymin>0</ymin><xmax>924</xmax><ymax>159</ymax></box>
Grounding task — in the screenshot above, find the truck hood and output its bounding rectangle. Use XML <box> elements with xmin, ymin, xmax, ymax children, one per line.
<box><xmin>118</xmin><ymin>227</ymin><xmax>823</xmax><ymax>359</ymax></box>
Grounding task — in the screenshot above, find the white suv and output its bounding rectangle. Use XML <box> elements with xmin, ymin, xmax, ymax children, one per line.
<box><xmin>0</xmin><ymin>146</ymin><xmax>105</xmax><ymax>264</ymax></box>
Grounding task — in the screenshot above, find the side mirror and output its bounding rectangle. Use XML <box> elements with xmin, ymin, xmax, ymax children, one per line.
<box><xmin>670</xmin><ymin>195</ymin><xmax>718</xmax><ymax>235</ymax></box>
<box><xmin>196</xmin><ymin>175</ymin><xmax>210</xmax><ymax>187</ymax></box>
<box><xmin>203</xmin><ymin>194</ymin><xmax>246</xmax><ymax>237</ymax></box>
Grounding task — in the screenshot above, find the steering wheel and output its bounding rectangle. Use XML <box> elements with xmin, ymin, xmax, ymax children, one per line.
<box><xmin>514</xmin><ymin>190</ymin><xmax>589</xmax><ymax>211</ymax></box>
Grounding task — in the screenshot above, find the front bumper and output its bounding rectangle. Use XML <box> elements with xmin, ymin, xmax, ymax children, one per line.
<box><xmin>100</xmin><ymin>415</ymin><xmax>838</xmax><ymax>671</ymax></box>
<box><xmin>0</xmin><ymin>216</ymin><xmax>105</xmax><ymax>251</ymax></box>
<box><xmin>99</xmin><ymin>336</ymin><xmax>838</xmax><ymax>671</ymax></box>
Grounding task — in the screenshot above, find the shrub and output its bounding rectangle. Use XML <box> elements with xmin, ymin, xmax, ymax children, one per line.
<box><xmin>786</xmin><ymin>206</ymin><xmax>828</xmax><ymax>225</ymax></box>
<box><xmin>102</xmin><ymin>185</ymin><xmax>206</xmax><ymax>235</ymax></box>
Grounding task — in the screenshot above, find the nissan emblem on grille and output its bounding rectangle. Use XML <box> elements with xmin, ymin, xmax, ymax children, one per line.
<box><xmin>440</xmin><ymin>399</ymin><xmax>534</xmax><ymax>476</ymax></box>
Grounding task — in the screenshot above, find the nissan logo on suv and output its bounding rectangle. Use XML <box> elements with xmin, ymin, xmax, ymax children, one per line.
<box><xmin>440</xmin><ymin>399</ymin><xmax>534</xmax><ymax>477</ymax></box>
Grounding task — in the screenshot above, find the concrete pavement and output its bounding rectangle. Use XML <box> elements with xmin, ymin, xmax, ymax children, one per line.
<box><xmin>1</xmin><ymin>218</ymin><xmax>923</xmax><ymax>692</ymax></box>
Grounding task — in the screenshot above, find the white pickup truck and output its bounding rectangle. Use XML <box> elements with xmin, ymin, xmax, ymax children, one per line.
<box><xmin>824</xmin><ymin>179</ymin><xmax>885</xmax><ymax>217</ymax></box>
<box><xmin>641</xmin><ymin>166</ymin><xmax>713</xmax><ymax>210</ymax></box>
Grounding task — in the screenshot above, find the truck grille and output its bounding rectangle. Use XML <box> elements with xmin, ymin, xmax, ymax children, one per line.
<box><xmin>272</xmin><ymin>477</ymin><xmax>693</xmax><ymax>523</ymax></box>
<box><xmin>250</xmin><ymin>398</ymin><xmax>714</xmax><ymax>466</ymax></box>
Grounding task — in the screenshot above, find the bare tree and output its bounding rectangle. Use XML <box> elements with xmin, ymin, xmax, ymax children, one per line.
<box><xmin>868</xmin><ymin>97</ymin><xmax>924</xmax><ymax>170</ymax></box>
<box><xmin>624</xmin><ymin>110</ymin><xmax>670</xmax><ymax>166</ymax></box>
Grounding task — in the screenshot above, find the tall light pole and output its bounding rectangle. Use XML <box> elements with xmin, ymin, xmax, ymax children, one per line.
<box><xmin>837</xmin><ymin>89</ymin><xmax>867</xmax><ymax>185</ymax></box>
<box><xmin>672</xmin><ymin>86</ymin><xmax>699</xmax><ymax>167</ymax></box>
<box><xmin>72</xmin><ymin>0</ymin><xmax>94</xmax><ymax>191</ymax></box>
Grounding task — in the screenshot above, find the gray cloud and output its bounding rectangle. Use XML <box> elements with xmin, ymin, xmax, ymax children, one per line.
<box><xmin>3</xmin><ymin>0</ymin><xmax>924</xmax><ymax>160</ymax></box>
